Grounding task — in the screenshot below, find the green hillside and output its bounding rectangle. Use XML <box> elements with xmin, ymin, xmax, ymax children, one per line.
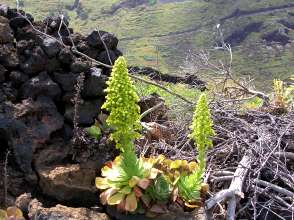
<box><xmin>3</xmin><ymin>0</ymin><xmax>294</xmax><ymax>89</ymax></box>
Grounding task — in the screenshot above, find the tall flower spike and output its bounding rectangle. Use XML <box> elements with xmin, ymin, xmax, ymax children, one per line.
<box><xmin>102</xmin><ymin>56</ymin><xmax>141</xmax><ymax>152</ymax></box>
<box><xmin>189</xmin><ymin>93</ymin><xmax>215</xmax><ymax>175</ymax></box>
<box><xmin>177</xmin><ymin>93</ymin><xmax>215</xmax><ymax>204</ymax></box>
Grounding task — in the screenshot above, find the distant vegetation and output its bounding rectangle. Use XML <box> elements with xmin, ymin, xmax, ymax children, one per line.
<box><xmin>3</xmin><ymin>0</ymin><xmax>294</xmax><ymax>89</ymax></box>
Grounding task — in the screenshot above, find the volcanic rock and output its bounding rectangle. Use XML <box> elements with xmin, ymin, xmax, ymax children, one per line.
<box><xmin>82</xmin><ymin>67</ymin><xmax>106</xmax><ymax>98</ymax></box>
<box><xmin>101</xmin><ymin>32</ymin><xmax>119</xmax><ymax>50</ymax></box>
<box><xmin>0</xmin><ymin>64</ymin><xmax>7</xmax><ymax>82</ymax></box>
<box><xmin>64</xmin><ymin>99</ymin><xmax>102</xmax><ymax>125</ymax></box>
<box><xmin>53</xmin><ymin>72</ymin><xmax>78</xmax><ymax>92</ymax></box>
<box><xmin>16</xmin><ymin>39</ymin><xmax>35</xmax><ymax>55</ymax></box>
<box><xmin>10</xmin><ymin>71</ymin><xmax>29</xmax><ymax>88</ymax></box>
<box><xmin>0</xmin><ymin>4</ymin><xmax>120</xmax><ymax>208</ymax></box>
<box><xmin>70</xmin><ymin>59</ymin><xmax>91</xmax><ymax>73</ymax></box>
<box><xmin>0</xmin><ymin>117</ymin><xmax>33</xmax><ymax>173</ymax></box>
<box><xmin>20</xmin><ymin>72</ymin><xmax>61</xmax><ymax>99</ymax></box>
<box><xmin>97</xmin><ymin>50</ymin><xmax>118</xmax><ymax>66</ymax></box>
<box><xmin>0</xmin><ymin>43</ymin><xmax>19</xmax><ymax>68</ymax></box>
<box><xmin>0</xmin><ymin>16</ymin><xmax>13</xmax><ymax>43</ymax></box>
<box><xmin>263</xmin><ymin>28</ymin><xmax>290</xmax><ymax>45</ymax></box>
<box><xmin>139</xmin><ymin>93</ymin><xmax>168</xmax><ymax>122</ymax></box>
<box><xmin>58</xmin><ymin>47</ymin><xmax>74</xmax><ymax>65</ymax></box>
<box><xmin>38</xmin><ymin>164</ymin><xmax>98</xmax><ymax>205</ymax></box>
<box><xmin>28</xmin><ymin>200</ymin><xmax>109</xmax><ymax>220</ymax></box>
<box><xmin>20</xmin><ymin>46</ymin><xmax>48</xmax><ymax>75</ymax></box>
<box><xmin>9</xmin><ymin>15</ymin><xmax>31</xmax><ymax>30</ymax></box>
<box><xmin>41</xmin><ymin>37</ymin><xmax>61</xmax><ymax>58</ymax></box>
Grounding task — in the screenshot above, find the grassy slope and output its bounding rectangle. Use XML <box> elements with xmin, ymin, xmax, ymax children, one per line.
<box><xmin>2</xmin><ymin>0</ymin><xmax>294</xmax><ymax>89</ymax></box>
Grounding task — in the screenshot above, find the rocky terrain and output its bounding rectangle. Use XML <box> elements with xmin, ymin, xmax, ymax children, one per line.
<box><xmin>0</xmin><ymin>5</ymin><xmax>120</xmax><ymax>219</ymax></box>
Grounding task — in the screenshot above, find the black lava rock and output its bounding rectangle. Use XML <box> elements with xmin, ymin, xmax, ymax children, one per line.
<box><xmin>20</xmin><ymin>71</ymin><xmax>61</xmax><ymax>100</ymax></box>
<box><xmin>41</xmin><ymin>37</ymin><xmax>61</xmax><ymax>58</ymax></box>
<box><xmin>82</xmin><ymin>68</ymin><xmax>106</xmax><ymax>98</ymax></box>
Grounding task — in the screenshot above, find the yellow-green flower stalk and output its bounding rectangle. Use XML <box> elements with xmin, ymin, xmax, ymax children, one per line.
<box><xmin>177</xmin><ymin>93</ymin><xmax>215</xmax><ymax>204</ymax></box>
<box><xmin>102</xmin><ymin>56</ymin><xmax>141</xmax><ymax>152</ymax></box>
<box><xmin>189</xmin><ymin>93</ymin><xmax>215</xmax><ymax>176</ymax></box>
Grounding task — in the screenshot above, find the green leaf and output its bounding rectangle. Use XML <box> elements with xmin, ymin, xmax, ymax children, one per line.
<box><xmin>177</xmin><ymin>173</ymin><xmax>201</xmax><ymax>203</ymax></box>
<box><xmin>95</xmin><ymin>177</ymin><xmax>110</xmax><ymax>189</ymax></box>
<box><xmin>119</xmin><ymin>186</ymin><xmax>132</xmax><ymax>195</ymax></box>
<box><xmin>121</xmin><ymin>149</ymin><xmax>144</xmax><ymax>178</ymax></box>
<box><xmin>108</xmin><ymin>192</ymin><xmax>126</xmax><ymax>205</ymax></box>
<box><xmin>100</xmin><ymin>188</ymin><xmax>118</xmax><ymax>205</ymax></box>
<box><xmin>0</xmin><ymin>209</ymin><xmax>7</xmax><ymax>220</ymax></box>
<box><xmin>128</xmin><ymin>176</ymin><xmax>140</xmax><ymax>187</ymax></box>
<box><xmin>146</xmin><ymin>175</ymin><xmax>171</xmax><ymax>202</ymax></box>
<box><xmin>86</xmin><ymin>125</ymin><xmax>101</xmax><ymax>140</ymax></box>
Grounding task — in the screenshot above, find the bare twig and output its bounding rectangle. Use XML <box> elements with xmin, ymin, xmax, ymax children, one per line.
<box><xmin>205</xmin><ymin>189</ymin><xmax>236</xmax><ymax>210</ymax></box>
<box><xmin>213</xmin><ymin>171</ymin><xmax>235</xmax><ymax>176</ymax></box>
<box><xmin>4</xmin><ymin>150</ymin><xmax>10</xmax><ymax>207</ymax></box>
<box><xmin>254</xmin><ymin>179</ymin><xmax>294</xmax><ymax>198</ymax></box>
<box><xmin>181</xmin><ymin>26</ymin><xmax>269</xmax><ymax>105</ymax></box>
<box><xmin>97</xmin><ymin>28</ymin><xmax>113</xmax><ymax>66</ymax></box>
<box><xmin>15</xmin><ymin>0</ymin><xmax>20</xmax><ymax>11</ymax></box>
<box><xmin>140</xmin><ymin>102</ymin><xmax>164</xmax><ymax>119</ymax></box>
<box><xmin>211</xmin><ymin>175</ymin><xmax>233</xmax><ymax>183</ymax></box>
<box><xmin>226</xmin><ymin>153</ymin><xmax>251</xmax><ymax>219</ymax></box>
<box><xmin>72</xmin><ymin>72</ymin><xmax>85</xmax><ymax>145</ymax></box>
<box><xmin>131</xmin><ymin>74</ymin><xmax>194</xmax><ymax>105</ymax></box>
<box><xmin>274</xmin><ymin>152</ymin><xmax>294</xmax><ymax>160</ymax></box>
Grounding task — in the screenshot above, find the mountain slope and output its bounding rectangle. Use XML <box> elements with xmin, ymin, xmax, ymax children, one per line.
<box><xmin>2</xmin><ymin>0</ymin><xmax>294</xmax><ymax>89</ymax></box>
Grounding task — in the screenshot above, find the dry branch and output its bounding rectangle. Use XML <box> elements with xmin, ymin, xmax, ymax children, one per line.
<box><xmin>205</xmin><ymin>152</ymin><xmax>251</xmax><ymax>219</ymax></box>
<box><xmin>4</xmin><ymin>150</ymin><xmax>10</xmax><ymax>207</ymax></box>
<box><xmin>254</xmin><ymin>179</ymin><xmax>294</xmax><ymax>198</ymax></box>
<box><xmin>140</xmin><ymin>102</ymin><xmax>165</xmax><ymax>119</ymax></box>
<box><xmin>205</xmin><ymin>188</ymin><xmax>236</xmax><ymax>210</ymax></box>
<box><xmin>130</xmin><ymin>74</ymin><xmax>195</xmax><ymax>105</ymax></box>
<box><xmin>274</xmin><ymin>152</ymin><xmax>294</xmax><ymax>160</ymax></box>
<box><xmin>227</xmin><ymin>153</ymin><xmax>251</xmax><ymax>220</ymax></box>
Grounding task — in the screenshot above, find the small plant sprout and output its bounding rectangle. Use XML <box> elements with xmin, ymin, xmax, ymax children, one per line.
<box><xmin>273</xmin><ymin>79</ymin><xmax>286</xmax><ymax>109</ymax></box>
<box><xmin>285</xmin><ymin>76</ymin><xmax>294</xmax><ymax>110</ymax></box>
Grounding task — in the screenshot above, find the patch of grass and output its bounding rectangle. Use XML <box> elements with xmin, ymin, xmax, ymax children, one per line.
<box><xmin>241</xmin><ymin>97</ymin><xmax>264</xmax><ymax>110</ymax></box>
<box><xmin>134</xmin><ymin>75</ymin><xmax>201</xmax><ymax>119</ymax></box>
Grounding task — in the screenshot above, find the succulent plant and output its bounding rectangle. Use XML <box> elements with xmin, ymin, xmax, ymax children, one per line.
<box><xmin>146</xmin><ymin>174</ymin><xmax>171</xmax><ymax>202</ymax></box>
<box><xmin>96</xmin><ymin>150</ymin><xmax>160</xmax><ymax>212</ymax></box>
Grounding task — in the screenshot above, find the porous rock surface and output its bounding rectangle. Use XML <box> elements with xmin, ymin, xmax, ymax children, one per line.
<box><xmin>24</xmin><ymin>196</ymin><xmax>109</xmax><ymax>220</ymax></box>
